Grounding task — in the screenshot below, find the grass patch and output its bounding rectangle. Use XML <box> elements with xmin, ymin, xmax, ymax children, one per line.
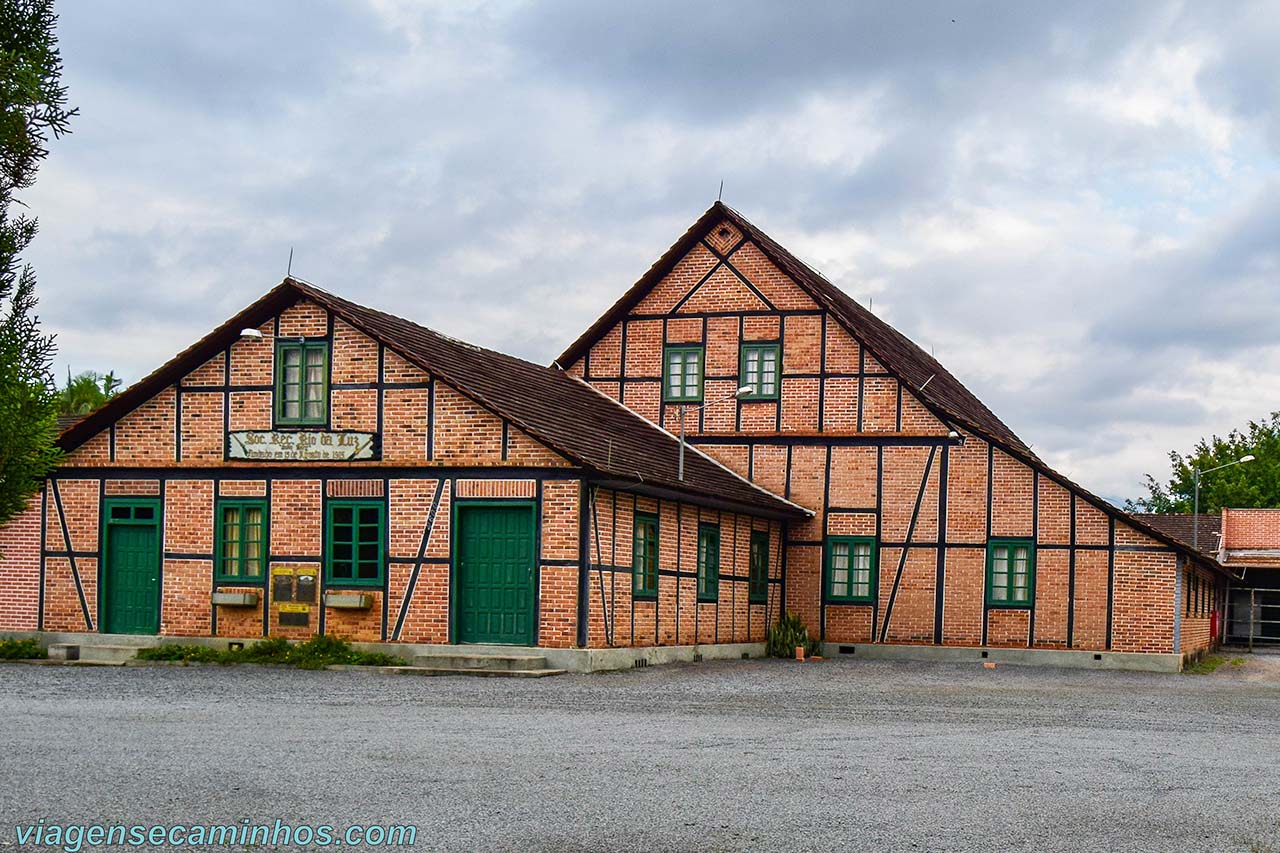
<box><xmin>1183</xmin><ymin>654</ymin><xmax>1232</xmax><ymax>675</ymax></box>
<box><xmin>0</xmin><ymin>638</ymin><xmax>47</xmax><ymax>660</ymax></box>
<box><xmin>134</xmin><ymin>636</ymin><xmax>406</xmax><ymax>669</ymax></box>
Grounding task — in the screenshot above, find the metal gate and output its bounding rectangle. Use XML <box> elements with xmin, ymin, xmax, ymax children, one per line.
<box><xmin>1225</xmin><ymin>587</ymin><xmax>1280</xmax><ymax>651</ymax></box>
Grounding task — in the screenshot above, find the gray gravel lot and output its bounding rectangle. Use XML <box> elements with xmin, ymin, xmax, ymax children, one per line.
<box><xmin>0</xmin><ymin>657</ymin><xmax>1277</xmax><ymax>852</ymax></box>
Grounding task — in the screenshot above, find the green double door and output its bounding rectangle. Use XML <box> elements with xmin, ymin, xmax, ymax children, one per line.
<box><xmin>455</xmin><ymin>503</ymin><xmax>536</xmax><ymax>645</ymax></box>
<box><xmin>101</xmin><ymin>501</ymin><xmax>161</xmax><ymax>635</ymax></box>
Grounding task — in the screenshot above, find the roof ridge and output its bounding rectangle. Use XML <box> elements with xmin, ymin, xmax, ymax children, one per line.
<box><xmin>288</xmin><ymin>278</ymin><xmax>806</xmax><ymax>518</ymax></box>
<box><xmin>566</xmin><ymin>372</ymin><xmax>814</xmax><ymax>517</ymax></box>
<box><xmin>710</xmin><ymin>204</ymin><xmax>1030</xmax><ymax>454</ymax></box>
<box><xmin>286</xmin><ymin>277</ymin><xmax>551</xmax><ymax>372</ymax></box>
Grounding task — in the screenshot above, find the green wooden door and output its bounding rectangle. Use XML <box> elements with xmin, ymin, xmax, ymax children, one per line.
<box><xmin>456</xmin><ymin>504</ymin><xmax>536</xmax><ymax>645</ymax></box>
<box><xmin>103</xmin><ymin>504</ymin><xmax>161</xmax><ymax>635</ymax></box>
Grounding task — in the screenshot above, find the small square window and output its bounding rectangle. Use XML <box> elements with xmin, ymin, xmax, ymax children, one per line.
<box><xmin>326</xmin><ymin>500</ymin><xmax>384</xmax><ymax>586</ymax></box>
<box><xmin>826</xmin><ymin>536</ymin><xmax>877</xmax><ymax>603</ymax></box>
<box><xmin>663</xmin><ymin>346</ymin><xmax>704</xmax><ymax>402</ymax></box>
<box><xmin>986</xmin><ymin>539</ymin><xmax>1035</xmax><ymax>608</ymax></box>
<box><xmin>740</xmin><ymin>343</ymin><xmax>780</xmax><ymax>399</ymax></box>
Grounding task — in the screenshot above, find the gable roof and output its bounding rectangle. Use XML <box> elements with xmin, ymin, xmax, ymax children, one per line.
<box><xmin>557</xmin><ymin>201</ymin><xmax>1030</xmax><ymax>455</ymax></box>
<box><xmin>556</xmin><ymin>202</ymin><xmax>1236</xmax><ymax>574</ymax></box>
<box><xmin>58</xmin><ymin>279</ymin><xmax>808</xmax><ymax>521</ymax></box>
<box><xmin>1131</xmin><ymin>514</ymin><xmax>1222</xmax><ymax>556</ymax></box>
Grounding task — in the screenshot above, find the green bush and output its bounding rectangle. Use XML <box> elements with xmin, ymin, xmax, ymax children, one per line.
<box><xmin>235</xmin><ymin>637</ymin><xmax>293</xmax><ymax>664</ymax></box>
<box><xmin>766</xmin><ymin>612</ymin><xmax>819</xmax><ymax>658</ymax></box>
<box><xmin>0</xmin><ymin>638</ymin><xmax>47</xmax><ymax>660</ymax></box>
<box><xmin>286</xmin><ymin>635</ymin><xmax>407</xmax><ymax>669</ymax></box>
<box><xmin>131</xmin><ymin>636</ymin><xmax>406</xmax><ymax>669</ymax></box>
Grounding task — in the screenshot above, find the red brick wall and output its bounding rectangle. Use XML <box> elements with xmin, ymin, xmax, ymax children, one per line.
<box><xmin>582</xmin><ymin>488</ymin><xmax>783</xmax><ymax>648</ymax></box>
<box><xmin>0</xmin><ymin>497</ymin><xmax>42</xmax><ymax>630</ymax></box>
<box><xmin>0</xmin><ymin>296</ymin><xmax>609</xmax><ymax>646</ymax></box>
<box><xmin>1222</xmin><ymin>508</ymin><xmax>1280</xmax><ymax>550</ymax></box>
<box><xmin>566</xmin><ymin>216</ymin><xmax>1190</xmax><ymax>655</ymax></box>
<box><xmin>58</xmin><ymin>297</ymin><xmax>570</xmax><ymax>471</ymax></box>
<box><xmin>1179</xmin><ymin>560</ymin><xmax>1220</xmax><ymax>655</ymax></box>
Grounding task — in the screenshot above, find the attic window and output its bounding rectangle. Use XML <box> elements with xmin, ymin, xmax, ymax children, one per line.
<box><xmin>276</xmin><ymin>340</ymin><xmax>329</xmax><ymax>426</ymax></box>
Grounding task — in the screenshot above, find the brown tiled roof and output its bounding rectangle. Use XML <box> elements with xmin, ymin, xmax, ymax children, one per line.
<box><xmin>1131</xmin><ymin>513</ymin><xmax>1222</xmax><ymax>555</ymax></box>
<box><xmin>58</xmin><ymin>279</ymin><xmax>808</xmax><ymax>521</ymax></box>
<box><xmin>56</xmin><ymin>415</ymin><xmax>85</xmax><ymax>432</ymax></box>
<box><xmin>557</xmin><ymin>201</ymin><xmax>1030</xmax><ymax>454</ymax></box>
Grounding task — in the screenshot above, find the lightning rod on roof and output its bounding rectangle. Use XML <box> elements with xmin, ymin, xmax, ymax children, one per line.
<box><xmin>287</xmin><ymin>247</ymin><xmax>293</xmax><ymax>278</ymax></box>
<box><xmin>718</xmin><ymin>180</ymin><xmax>723</xmax><ymax>202</ymax></box>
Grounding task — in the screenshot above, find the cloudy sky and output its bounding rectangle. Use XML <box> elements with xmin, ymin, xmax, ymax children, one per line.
<box><xmin>21</xmin><ymin>1</ymin><xmax>1280</xmax><ymax>503</ymax></box>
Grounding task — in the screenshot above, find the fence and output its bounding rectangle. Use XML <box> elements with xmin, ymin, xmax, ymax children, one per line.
<box><xmin>1225</xmin><ymin>587</ymin><xmax>1280</xmax><ymax>652</ymax></box>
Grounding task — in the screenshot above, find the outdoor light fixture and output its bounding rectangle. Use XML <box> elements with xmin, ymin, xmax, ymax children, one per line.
<box><xmin>239</xmin><ymin>328</ymin><xmax>264</xmax><ymax>340</ymax></box>
<box><xmin>677</xmin><ymin>385</ymin><xmax>754</xmax><ymax>481</ymax></box>
<box><xmin>1193</xmin><ymin>454</ymin><xmax>1256</xmax><ymax>550</ymax></box>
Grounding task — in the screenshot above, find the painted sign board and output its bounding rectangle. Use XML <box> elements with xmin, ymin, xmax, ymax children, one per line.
<box><xmin>227</xmin><ymin>430</ymin><xmax>376</xmax><ymax>461</ymax></box>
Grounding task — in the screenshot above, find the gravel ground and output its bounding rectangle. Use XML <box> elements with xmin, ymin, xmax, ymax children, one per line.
<box><xmin>0</xmin><ymin>657</ymin><xmax>1277</xmax><ymax>853</ymax></box>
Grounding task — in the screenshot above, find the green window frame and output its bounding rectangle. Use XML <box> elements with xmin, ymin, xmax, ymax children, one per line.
<box><xmin>214</xmin><ymin>499</ymin><xmax>268</xmax><ymax>583</ymax></box>
<box><xmin>275</xmin><ymin>339</ymin><xmax>329</xmax><ymax>425</ymax></box>
<box><xmin>663</xmin><ymin>345</ymin><xmax>704</xmax><ymax>402</ymax></box>
<box><xmin>633</xmin><ymin>511</ymin><xmax>659</xmax><ymax>598</ymax></box>
<box><xmin>739</xmin><ymin>342</ymin><xmax>780</xmax><ymax>400</ymax></box>
<box><xmin>986</xmin><ymin>539</ymin><xmax>1035</xmax><ymax>608</ymax></box>
<box><xmin>325</xmin><ymin>500</ymin><xmax>385</xmax><ymax>586</ymax></box>
<box><xmin>749</xmin><ymin>530</ymin><xmax>769</xmax><ymax>603</ymax></box>
<box><xmin>697</xmin><ymin>522</ymin><xmax>720</xmax><ymax>602</ymax></box>
<box><xmin>826</xmin><ymin>536</ymin><xmax>877</xmax><ymax>603</ymax></box>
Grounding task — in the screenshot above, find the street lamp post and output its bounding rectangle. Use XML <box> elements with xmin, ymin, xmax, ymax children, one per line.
<box><xmin>1192</xmin><ymin>454</ymin><xmax>1255</xmax><ymax>551</ymax></box>
<box><xmin>678</xmin><ymin>385</ymin><xmax>754</xmax><ymax>480</ymax></box>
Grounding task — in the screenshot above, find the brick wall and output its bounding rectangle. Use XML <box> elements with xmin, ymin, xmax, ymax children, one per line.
<box><xmin>1222</xmin><ymin>508</ymin><xmax>1280</xmax><ymax>550</ymax></box>
<box><xmin>0</xmin><ymin>294</ymin><xmax>789</xmax><ymax>648</ymax></box>
<box><xmin>582</xmin><ymin>488</ymin><xmax>783</xmax><ymax>648</ymax></box>
<box><xmin>567</xmin><ymin>216</ymin><xmax>1194</xmax><ymax>655</ymax></box>
<box><xmin>58</xmin><ymin>297</ymin><xmax>570</xmax><ymax>470</ymax></box>
<box><xmin>0</xmin><ymin>496</ymin><xmax>42</xmax><ymax>630</ymax></box>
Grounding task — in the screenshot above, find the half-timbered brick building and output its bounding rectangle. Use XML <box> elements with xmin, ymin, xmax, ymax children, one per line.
<box><xmin>0</xmin><ymin>202</ymin><xmax>1233</xmax><ymax>670</ymax></box>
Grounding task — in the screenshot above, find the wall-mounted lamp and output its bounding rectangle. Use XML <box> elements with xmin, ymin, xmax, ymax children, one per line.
<box><xmin>239</xmin><ymin>328</ymin><xmax>265</xmax><ymax>340</ymax></box>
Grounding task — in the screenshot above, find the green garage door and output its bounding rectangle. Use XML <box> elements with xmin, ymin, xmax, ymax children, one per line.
<box><xmin>456</xmin><ymin>503</ymin><xmax>536</xmax><ymax>645</ymax></box>
<box><xmin>102</xmin><ymin>500</ymin><xmax>161</xmax><ymax>635</ymax></box>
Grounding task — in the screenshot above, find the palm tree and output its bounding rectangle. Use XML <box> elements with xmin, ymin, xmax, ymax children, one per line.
<box><xmin>58</xmin><ymin>369</ymin><xmax>120</xmax><ymax>416</ymax></box>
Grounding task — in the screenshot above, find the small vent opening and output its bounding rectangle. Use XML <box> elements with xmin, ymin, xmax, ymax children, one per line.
<box><xmin>839</xmin><ymin>645</ymin><xmax>857</xmax><ymax>655</ymax></box>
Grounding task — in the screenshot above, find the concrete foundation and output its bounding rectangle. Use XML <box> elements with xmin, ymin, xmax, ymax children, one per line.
<box><xmin>3</xmin><ymin>630</ymin><xmax>1189</xmax><ymax>673</ymax></box>
<box><xmin>0</xmin><ymin>631</ymin><xmax>765</xmax><ymax>673</ymax></box>
<box><xmin>820</xmin><ymin>641</ymin><xmax>1185</xmax><ymax>673</ymax></box>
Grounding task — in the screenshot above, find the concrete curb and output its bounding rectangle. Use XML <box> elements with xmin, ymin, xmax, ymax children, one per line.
<box><xmin>820</xmin><ymin>641</ymin><xmax>1184</xmax><ymax>673</ymax></box>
